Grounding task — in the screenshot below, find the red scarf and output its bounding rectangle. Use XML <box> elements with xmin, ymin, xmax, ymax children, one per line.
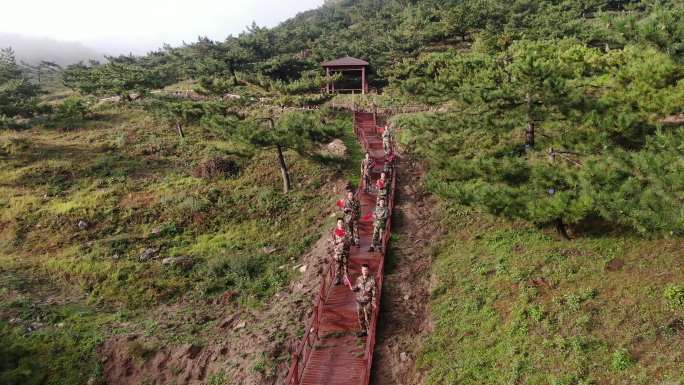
<box><xmin>376</xmin><ymin>179</ymin><xmax>385</xmax><ymax>189</ymax></box>
<box><xmin>334</xmin><ymin>228</ymin><xmax>346</xmax><ymax>237</ymax></box>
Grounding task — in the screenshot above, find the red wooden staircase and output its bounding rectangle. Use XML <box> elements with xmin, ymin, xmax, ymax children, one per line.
<box><xmin>285</xmin><ymin>112</ymin><xmax>395</xmax><ymax>385</ymax></box>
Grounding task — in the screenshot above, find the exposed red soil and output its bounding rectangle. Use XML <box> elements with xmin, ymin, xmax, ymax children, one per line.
<box><xmin>371</xmin><ymin>154</ymin><xmax>439</xmax><ymax>385</ymax></box>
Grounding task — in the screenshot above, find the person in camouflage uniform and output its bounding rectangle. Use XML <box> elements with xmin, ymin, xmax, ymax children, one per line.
<box><xmin>329</xmin><ymin>218</ymin><xmax>351</xmax><ymax>285</ymax></box>
<box><xmin>375</xmin><ymin>171</ymin><xmax>388</xmax><ymax>203</ymax></box>
<box><xmin>344</xmin><ymin>181</ymin><xmax>354</xmax><ymax>195</ymax></box>
<box><xmin>361</xmin><ymin>152</ymin><xmax>375</xmax><ymax>193</ymax></box>
<box><xmin>352</xmin><ymin>264</ymin><xmax>376</xmax><ymax>337</ymax></box>
<box><xmin>382</xmin><ymin>125</ymin><xmax>393</xmax><ymax>156</ymax></box>
<box><xmin>369</xmin><ymin>198</ymin><xmax>388</xmax><ymax>253</ymax></box>
<box><xmin>383</xmin><ymin>153</ymin><xmax>396</xmax><ymax>186</ymax></box>
<box><xmin>342</xmin><ymin>190</ymin><xmax>361</xmax><ymax>246</ymax></box>
<box><xmin>385</xmin><ymin>152</ymin><xmax>396</xmax><ymax>174</ymax></box>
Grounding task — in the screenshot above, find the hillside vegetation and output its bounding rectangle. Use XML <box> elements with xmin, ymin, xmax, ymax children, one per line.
<box><xmin>0</xmin><ymin>100</ymin><xmax>359</xmax><ymax>383</ymax></box>
<box><xmin>1</xmin><ymin>0</ymin><xmax>684</xmax><ymax>384</ymax></box>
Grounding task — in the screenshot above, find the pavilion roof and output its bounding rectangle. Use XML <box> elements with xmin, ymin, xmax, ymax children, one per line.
<box><xmin>321</xmin><ymin>56</ymin><xmax>369</xmax><ymax>67</ymax></box>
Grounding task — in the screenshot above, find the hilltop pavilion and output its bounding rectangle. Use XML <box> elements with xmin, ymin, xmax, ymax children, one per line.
<box><xmin>321</xmin><ymin>56</ymin><xmax>369</xmax><ymax>94</ymax></box>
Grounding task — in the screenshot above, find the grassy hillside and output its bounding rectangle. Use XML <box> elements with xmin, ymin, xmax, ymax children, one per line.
<box><xmin>2</xmin><ymin>0</ymin><xmax>684</xmax><ymax>383</ymax></box>
<box><xmin>372</xmin><ymin>2</ymin><xmax>684</xmax><ymax>380</ymax></box>
<box><xmin>0</xmin><ymin>101</ymin><xmax>357</xmax><ymax>384</ymax></box>
<box><xmin>417</xmin><ymin>201</ymin><xmax>683</xmax><ymax>385</ymax></box>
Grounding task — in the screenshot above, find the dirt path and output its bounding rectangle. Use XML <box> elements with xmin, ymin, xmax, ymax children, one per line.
<box><xmin>371</xmin><ymin>154</ymin><xmax>438</xmax><ymax>385</ymax></box>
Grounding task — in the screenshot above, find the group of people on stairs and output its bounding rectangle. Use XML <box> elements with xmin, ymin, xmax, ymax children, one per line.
<box><xmin>327</xmin><ymin>125</ymin><xmax>395</xmax><ymax>337</ymax></box>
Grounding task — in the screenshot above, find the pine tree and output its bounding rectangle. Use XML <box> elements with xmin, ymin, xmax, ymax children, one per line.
<box><xmin>145</xmin><ymin>97</ymin><xmax>207</xmax><ymax>139</ymax></box>
<box><xmin>204</xmin><ymin>71</ymin><xmax>336</xmax><ymax>193</ymax></box>
<box><xmin>393</xmin><ymin>37</ymin><xmax>684</xmax><ymax>235</ymax></box>
<box><xmin>63</xmin><ymin>55</ymin><xmax>176</xmax><ymax>101</ymax></box>
<box><xmin>0</xmin><ymin>47</ymin><xmax>42</xmax><ymax>121</ymax></box>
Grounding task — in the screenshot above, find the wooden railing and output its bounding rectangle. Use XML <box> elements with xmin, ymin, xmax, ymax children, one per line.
<box><xmin>285</xmin><ymin>225</ymin><xmax>341</xmax><ymax>385</ymax></box>
<box><xmin>285</xmin><ymin>110</ymin><xmax>396</xmax><ymax>385</ymax></box>
<box><xmin>356</xmin><ymin>113</ymin><xmax>397</xmax><ymax>385</ymax></box>
<box><xmin>285</xmin><ymin>177</ymin><xmax>370</xmax><ymax>385</ymax></box>
<box><xmin>330</xmin><ymin>100</ymin><xmax>440</xmax><ymax>116</ymax></box>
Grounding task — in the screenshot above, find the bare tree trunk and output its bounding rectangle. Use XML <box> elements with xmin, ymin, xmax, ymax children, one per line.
<box><xmin>526</xmin><ymin>120</ymin><xmax>535</xmax><ymax>148</ymax></box>
<box><xmin>263</xmin><ymin>118</ymin><xmax>291</xmax><ymax>193</ymax></box>
<box><xmin>176</xmin><ymin>120</ymin><xmax>184</xmax><ymax>138</ymax></box>
<box><xmin>525</xmin><ymin>92</ymin><xmax>535</xmax><ymax>148</ymax></box>
<box><xmin>555</xmin><ymin>218</ymin><xmax>571</xmax><ymax>240</ymax></box>
<box><xmin>276</xmin><ymin>144</ymin><xmax>291</xmax><ymax>193</ymax></box>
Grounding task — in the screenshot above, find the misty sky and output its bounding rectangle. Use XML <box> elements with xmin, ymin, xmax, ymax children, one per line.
<box><xmin>2</xmin><ymin>0</ymin><xmax>325</xmax><ymax>55</ymax></box>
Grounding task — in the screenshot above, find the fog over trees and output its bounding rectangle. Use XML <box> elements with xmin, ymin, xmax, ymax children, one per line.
<box><xmin>0</xmin><ymin>33</ymin><xmax>104</xmax><ymax>66</ymax></box>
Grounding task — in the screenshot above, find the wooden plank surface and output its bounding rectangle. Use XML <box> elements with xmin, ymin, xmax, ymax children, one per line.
<box><xmin>288</xmin><ymin>111</ymin><xmax>392</xmax><ymax>385</ymax></box>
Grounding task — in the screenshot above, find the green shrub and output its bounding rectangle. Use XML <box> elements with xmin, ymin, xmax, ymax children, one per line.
<box><xmin>528</xmin><ymin>304</ymin><xmax>545</xmax><ymax>322</ymax></box>
<box><xmin>178</xmin><ymin>196</ymin><xmax>210</xmax><ymax>214</ymax></box>
<box><xmin>0</xmin><ymin>136</ymin><xmax>30</xmax><ymax>155</ymax></box>
<box><xmin>54</xmin><ymin>97</ymin><xmax>90</xmax><ymax>129</ymax></box>
<box><xmin>0</xmin><ymin>324</ymin><xmax>43</xmax><ymax>385</ymax></box>
<box><xmin>611</xmin><ymin>349</ymin><xmax>634</xmax><ymax>371</ymax></box>
<box><xmin>205</xmin><ymin>371</ymin><xmax>228</xmax><ymax>385</ymax></box>
<box><xmin>255</xmin><ymin>188</ymin><xmax>287</xmax><ymax>215</ymax></box>
<box><xmin>126</xmin><ymin>340</ymin><xmax>158</xmax><ymax>360</ymax></box>
<box><xmin>251</xmin><ymin>356</ymin><xmax>266</xmax><ymax>374</ymax></box>
<box><xmin>250</xmin><ymin>352</ymin><xmax>275</xmax><ymax>376</ymax></box>
<box><xmin>664</xmin><ymin>284</ymin><xmax>684</xmax><ymax>310</ymax></box>
<box><xmin>0</xmin><ymin>114</ymin><xmax>15</xmax><ymax>130</ymax></box>
<box><xmin>563</xmin><ymin>293</ymin><xmax>582</xmax><ymax>312</ymax></box>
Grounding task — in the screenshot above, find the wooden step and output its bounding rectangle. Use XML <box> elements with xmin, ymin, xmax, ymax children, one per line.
<box><xmin>285</xmin><ymin>111</ymin><xmax>394</xmax><ymax>385</ymax></box>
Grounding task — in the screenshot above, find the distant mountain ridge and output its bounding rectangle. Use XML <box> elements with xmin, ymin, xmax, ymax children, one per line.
<box><xmin>0</xmin><ymin>33</ymin><xmax>104</xmax><ymax>66</ymax></box>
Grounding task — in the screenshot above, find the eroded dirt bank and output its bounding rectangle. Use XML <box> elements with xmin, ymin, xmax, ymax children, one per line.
<box><xmin>371</xmin><ymin>153</ymin><xmax>440</xmax><ymax>385</ymax></box>
<box><xmin>99</xmin><ymin>180</ymin><xmax>351</xmax><ymax>385</ymax></box>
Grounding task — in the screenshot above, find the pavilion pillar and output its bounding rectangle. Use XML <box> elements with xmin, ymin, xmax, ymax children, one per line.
<box><xmin>326</xmin><ymin>67</ymin><xmax>330</xmax><ymax>94</ymax></box>
<box><xmin>361</xmin><ymin>66</ymin><xmax>366</xmax><ymax>95</ymax></box>
<box><xmin>331</xmin><ymin>71</ymin><xmax>335</xmax><ymax>92</ymax></box>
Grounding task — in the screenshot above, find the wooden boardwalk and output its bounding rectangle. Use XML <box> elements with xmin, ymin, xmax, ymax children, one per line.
<box><xmin>285</xmin><ymin>112</ymin><xmax>395</xmax><ymax>385</ymax></box>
